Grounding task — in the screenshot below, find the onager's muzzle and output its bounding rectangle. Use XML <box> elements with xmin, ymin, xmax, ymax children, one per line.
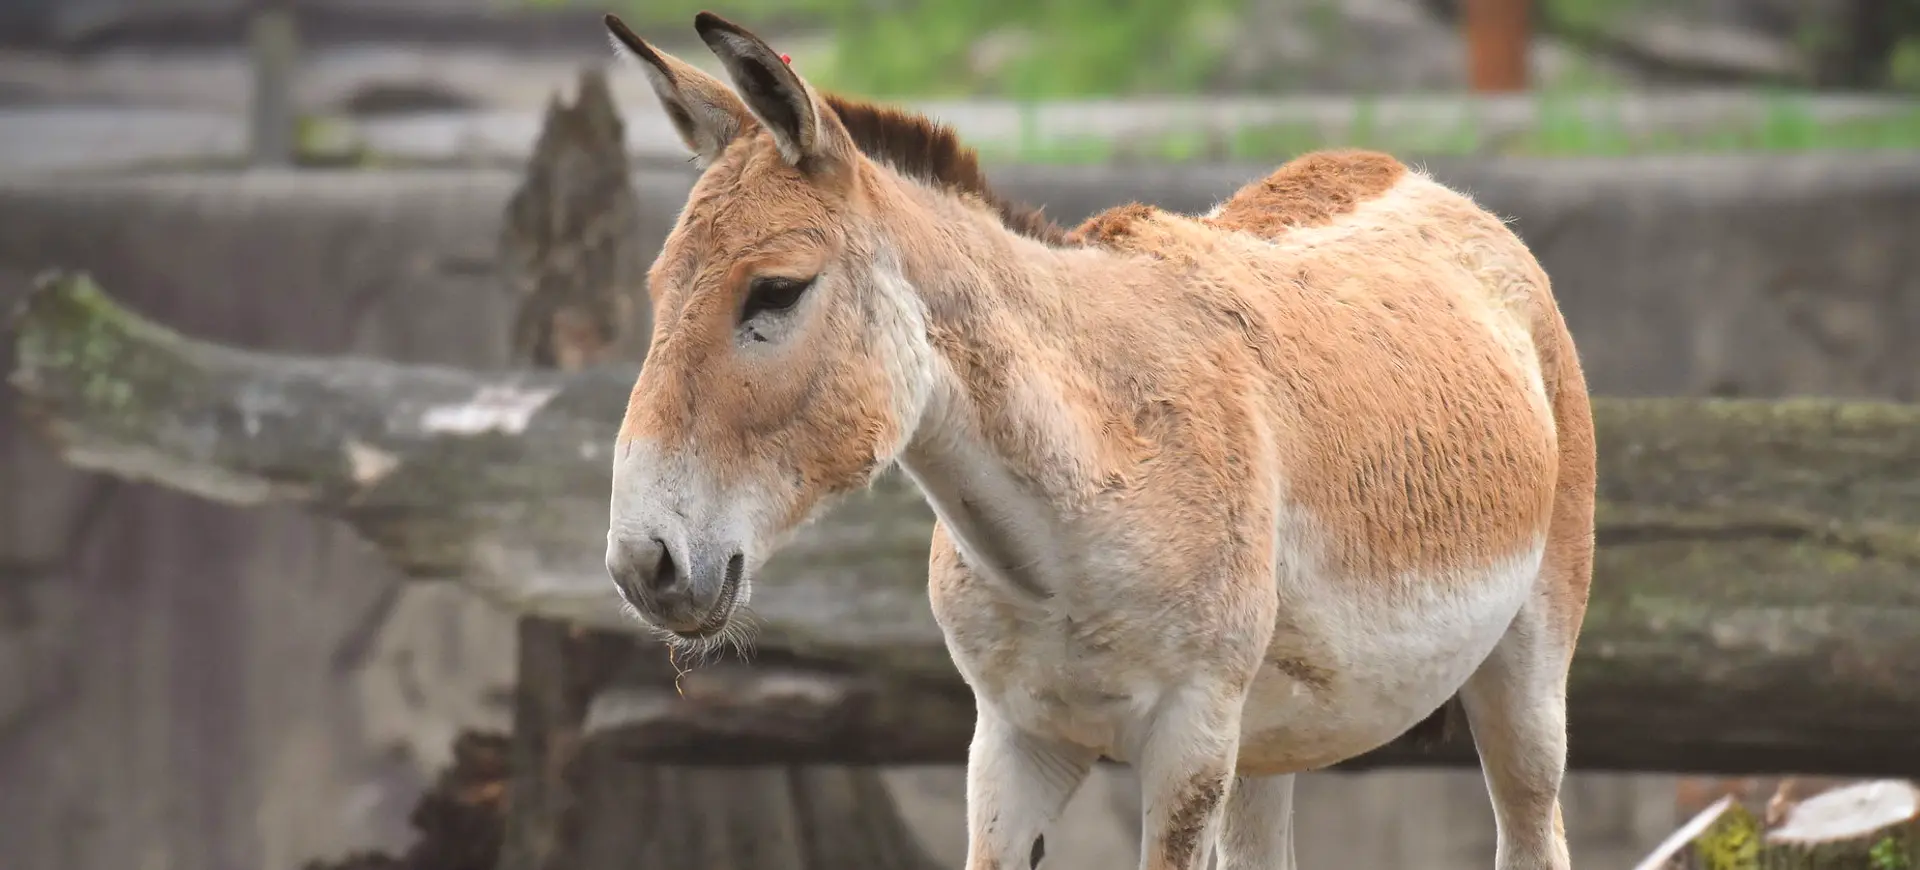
<box><xmin>604</xmin><ymin>532</ymin><xmax>744</xmax><ymax>639</ymax></box>
<box><xmin>605</xmin><ymin>444</ymin><xmax>757</xmax><ymax>641</ymax></box>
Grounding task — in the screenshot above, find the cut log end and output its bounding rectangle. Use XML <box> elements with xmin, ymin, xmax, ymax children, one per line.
<box><xmin>1636</xmin><ymin>780</ymin><xmax>1920</xmax><ymax>870</ymax></box>
<box><xmin>1765</xmin><ymin>780</ymin><xmax>1919</xmax><ymax>867</ymax></box>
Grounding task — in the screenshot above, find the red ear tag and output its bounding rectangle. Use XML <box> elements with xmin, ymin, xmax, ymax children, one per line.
<box><xmin>780</xmin><ymin>54</ymin><xmax>792</xmax><ymax>65</ymax></box>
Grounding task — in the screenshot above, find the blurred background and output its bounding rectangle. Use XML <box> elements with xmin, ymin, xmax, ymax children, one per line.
<box><xmin>2</xmin><ymin>1</ymin><xmax>1919</xmax><ymax>870</ymax></box>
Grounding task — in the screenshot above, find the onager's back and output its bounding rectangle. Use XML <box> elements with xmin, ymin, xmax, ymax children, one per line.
<box><xmin>599</xmin><ymin>13</ymin><xmax>1595</xmax><ymax>870</ymax></box>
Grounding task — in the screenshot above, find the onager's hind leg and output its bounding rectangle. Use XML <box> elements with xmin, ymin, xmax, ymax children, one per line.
<box><xmin>963</xmin><ymin>712</ymin><xmax>1096</xmax><ymax>870</ymax></box>
<box><xmin>1459</xmin><ymin>593</ymin><xmax>1577</xmax><ymax>870</ymax></box>
<box><xmin>1216</xmin><ymin>773</ymin><xmax>1296</xmax><ymax>870</ymax></box>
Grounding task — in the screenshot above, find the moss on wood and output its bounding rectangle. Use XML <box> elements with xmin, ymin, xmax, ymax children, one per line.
<box><xmin>11</xmin><ymin>270</ymin><xmax>1920</xmax><ymax>774</ymax></box>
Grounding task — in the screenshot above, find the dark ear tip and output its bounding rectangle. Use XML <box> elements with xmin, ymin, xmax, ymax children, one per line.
<box><xmin>604</xmin><ymin>13</ymin><xmax>659</xmax><ymax>60</ymax></box>
<box><xmin>693</xmin><ymin>10</ymin><xmax>752</xmax><ymax>43</ymax></box>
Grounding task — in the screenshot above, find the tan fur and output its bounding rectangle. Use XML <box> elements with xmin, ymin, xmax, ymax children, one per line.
<box><xmin>1199</xmin><ymin>149</ymin><xmax>1406</xmax><ymax>236</ymax></box>
<box><xmin>1070</xmin><ymin>164</ymin><xmax>1560</xmax><ymax>583</ymax></box>
<box><xmin>602</xmin><ymin>14</ymin><xmax>1594</xmax><ymax>870</ymax></box>
<box><xmin>616</xmin><ymin>146</ymin><xmax>896</xmax><ymax>528</ymax></box>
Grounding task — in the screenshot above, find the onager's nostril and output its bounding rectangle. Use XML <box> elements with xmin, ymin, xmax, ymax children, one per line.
<box><xmin>608</xmin><ymin>537</ymin><xmax>681</xmax><ymax>604</ymax></box>
<box><xmin>648</xmin><ymin>538</ymin><xmax>678</xmax><ymax>591</ymax></box>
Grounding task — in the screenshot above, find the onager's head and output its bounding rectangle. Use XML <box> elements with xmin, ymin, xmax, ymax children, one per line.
<box><xmin>602</xmin><ymin>12</ymin><xmax>1044</xmax><ymax>643</ymax></box>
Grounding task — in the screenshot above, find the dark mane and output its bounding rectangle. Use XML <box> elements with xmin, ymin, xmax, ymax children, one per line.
<box><xmin>821</xmin><ymin>94</ymin><xmax>1073</xmax><ymax>246</ymax></box>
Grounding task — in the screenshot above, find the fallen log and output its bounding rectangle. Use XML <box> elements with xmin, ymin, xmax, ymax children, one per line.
<box><xmin>11</xmin><ymin>270</ymin><xmax>1920</xmax><ymax>777</ymax></box>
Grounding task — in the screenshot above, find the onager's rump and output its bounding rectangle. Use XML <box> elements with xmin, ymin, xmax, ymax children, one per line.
<box><xmin>600</xmin><ymin>13</ymin><xmax>1595</xmax><ymax>870</ymax></box>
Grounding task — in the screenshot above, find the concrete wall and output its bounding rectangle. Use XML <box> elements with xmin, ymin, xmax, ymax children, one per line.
<box><xmin>0</xmin><ymin>172</ymin><xmax>527</xmax><ymax>870</ymax></box>
<box><xmin>3</xmin><ymin>152</ymin><xmax>1918</xmax><ymax>870</ymax></box>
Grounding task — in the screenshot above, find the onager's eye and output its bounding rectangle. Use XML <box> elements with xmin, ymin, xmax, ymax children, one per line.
<box><xmin>741</xmin><ymin>275</ymin><xmax>815</xmax><ymax>324</ymax></box>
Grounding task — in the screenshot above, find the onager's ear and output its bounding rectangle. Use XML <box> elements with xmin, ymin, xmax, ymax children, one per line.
<box><xmin>604</xmin><ymin>13</ymin><xmax>752</xmax><ymax>166</ymax></box>
<box><xmin>693</xmin><ymin>11</ymin><xmax>852</xmax><ymax>169</ymax></box>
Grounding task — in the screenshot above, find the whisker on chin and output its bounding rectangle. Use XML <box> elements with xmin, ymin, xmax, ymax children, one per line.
<box><xmin>720</xmin><ymin>610</ymin><xmax>762</xmax><ymax>661</ymax></box>
<box><xmin>615</xmin><ymin>598</ymin><xmax>723</xmax><ymax>655</ymax></box>
<box><xmin>624</xmin><ymin>603</ymin><xmax>700</xmax><ymax>652</ymax></box>
<box><xmin>677</xmin><ymin>627</ymin><xmax>735</xmax><ymax>665</ymax></box>
<box><xmin>741</xmin><ymin>607</ymin><xmax>766</xmax><ymax>649</ymax></box>
<box><xmin>613</xmin><ymin>586</ymin><xmax>760</xmax><ymax>670</ymax></box>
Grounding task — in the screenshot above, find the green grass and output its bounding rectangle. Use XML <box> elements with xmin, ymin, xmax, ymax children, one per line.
<box><xmin>593</xmin><ymin>0</ymin><xmax>1247</xmax><ymax>99</ymax></box>
<box><xmin>533</xmin><ymin>0</ymin><xmax>1920</xmax><ymax>164</ymax></box>
<box><xmin>977</xmin><ymin>95</ymin><xmax>1920</xmax><ymax>165</ymax></box>
<box><xmin>558</xmin><ymin>0</ymin><xmax>1920</xmax><ymax>99</ymax></box>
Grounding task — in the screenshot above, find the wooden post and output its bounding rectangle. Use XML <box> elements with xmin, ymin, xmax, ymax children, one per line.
<box><xmin>247</xmin><ymin>0</ymin><xmax>299</xmax><ymax>167</ymax></box>
<box><xmin>1463</xmin><ymin>0</ymin><xmax>1531</xmax><ymax>92</ymax></box>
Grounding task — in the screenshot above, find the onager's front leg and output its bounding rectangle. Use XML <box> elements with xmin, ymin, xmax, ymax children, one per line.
<box><xmin>1134</xmin><ymin>684</ymin><xmax>1246</xmax><ymax>870</ymax></box>
<box><xmin>964</xmin><ymin>712</ymin><xmax>1097</xmax><ymax>870</ymax></box>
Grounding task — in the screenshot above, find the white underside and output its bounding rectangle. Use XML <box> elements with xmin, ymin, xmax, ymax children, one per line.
<box><xmin>965</xmin><ymin>554</ymin><xmax>1542</xmax><ymax>771</ymax></box>
<box><xmin>1234</xmin><ymin>544</ymin><xmax>1545</xmax><ymax>772</ymax></box>
<box><xmin>906</xmin><ymin>423</ymin><xmax>1546</xmax><ymax>770</ymax></box>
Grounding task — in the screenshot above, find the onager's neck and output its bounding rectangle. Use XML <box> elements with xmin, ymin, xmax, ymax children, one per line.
<box><xmin>884</xmin><ymin>182</ymin><xmax>1142</xmax><ymax>601</ymax></box>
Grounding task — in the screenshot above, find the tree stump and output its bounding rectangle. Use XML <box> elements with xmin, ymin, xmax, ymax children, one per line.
<box><xmin>498</xmin><ymin>68</ymin><xmax>652</xmax><ymax>371</ymax></box>
<box><xmin>492</xmin><ymin>66</ymin><xmax>940</xmax><ymax>870</ymax></box>
<box><xmin>1634</xmin><ymin>780</ymin><xmax>1920</xmax><ymax>870</ymax></box>
<box><xmin>1765</xmin><ymin>780</ymin><xmax>1919</xmax><ymax>868</ymax></box>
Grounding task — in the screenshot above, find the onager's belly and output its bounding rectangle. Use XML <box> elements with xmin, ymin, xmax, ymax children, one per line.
<box><xmin>1233</xmin><ymin>544</ymin><xmax>1547</xmax><ymax>774</ymax></box>
<box><xmin>952</xmin><ymin>543</ymin><xmax>1547</xmax><ymax>773</ymax></box>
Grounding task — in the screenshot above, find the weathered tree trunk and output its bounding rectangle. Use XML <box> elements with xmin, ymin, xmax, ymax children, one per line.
<box><xmin>488</xmin><ymin>69</ymin><xmax>937</xmax><ymax>870</ymax></box>
<box><xmin>494</xmin><ymin>66</ymin><xmax>642</xmax><ymax>870</ymax></box>
<box><xmin>518</xmin><ymin>628</ymin><xmax>943</xmax><ymax>870</ymax></box>
<box><xmin>14</xmin><ymin>268</ymin><xmax>1920</xmax><ymax>780</ymax></box>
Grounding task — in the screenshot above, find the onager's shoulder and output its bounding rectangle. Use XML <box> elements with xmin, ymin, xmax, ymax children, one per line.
<box><xmin>1067</xmin><ymin>202</ymin><xmax>1204</xmax><ymax>256</ymax></box>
